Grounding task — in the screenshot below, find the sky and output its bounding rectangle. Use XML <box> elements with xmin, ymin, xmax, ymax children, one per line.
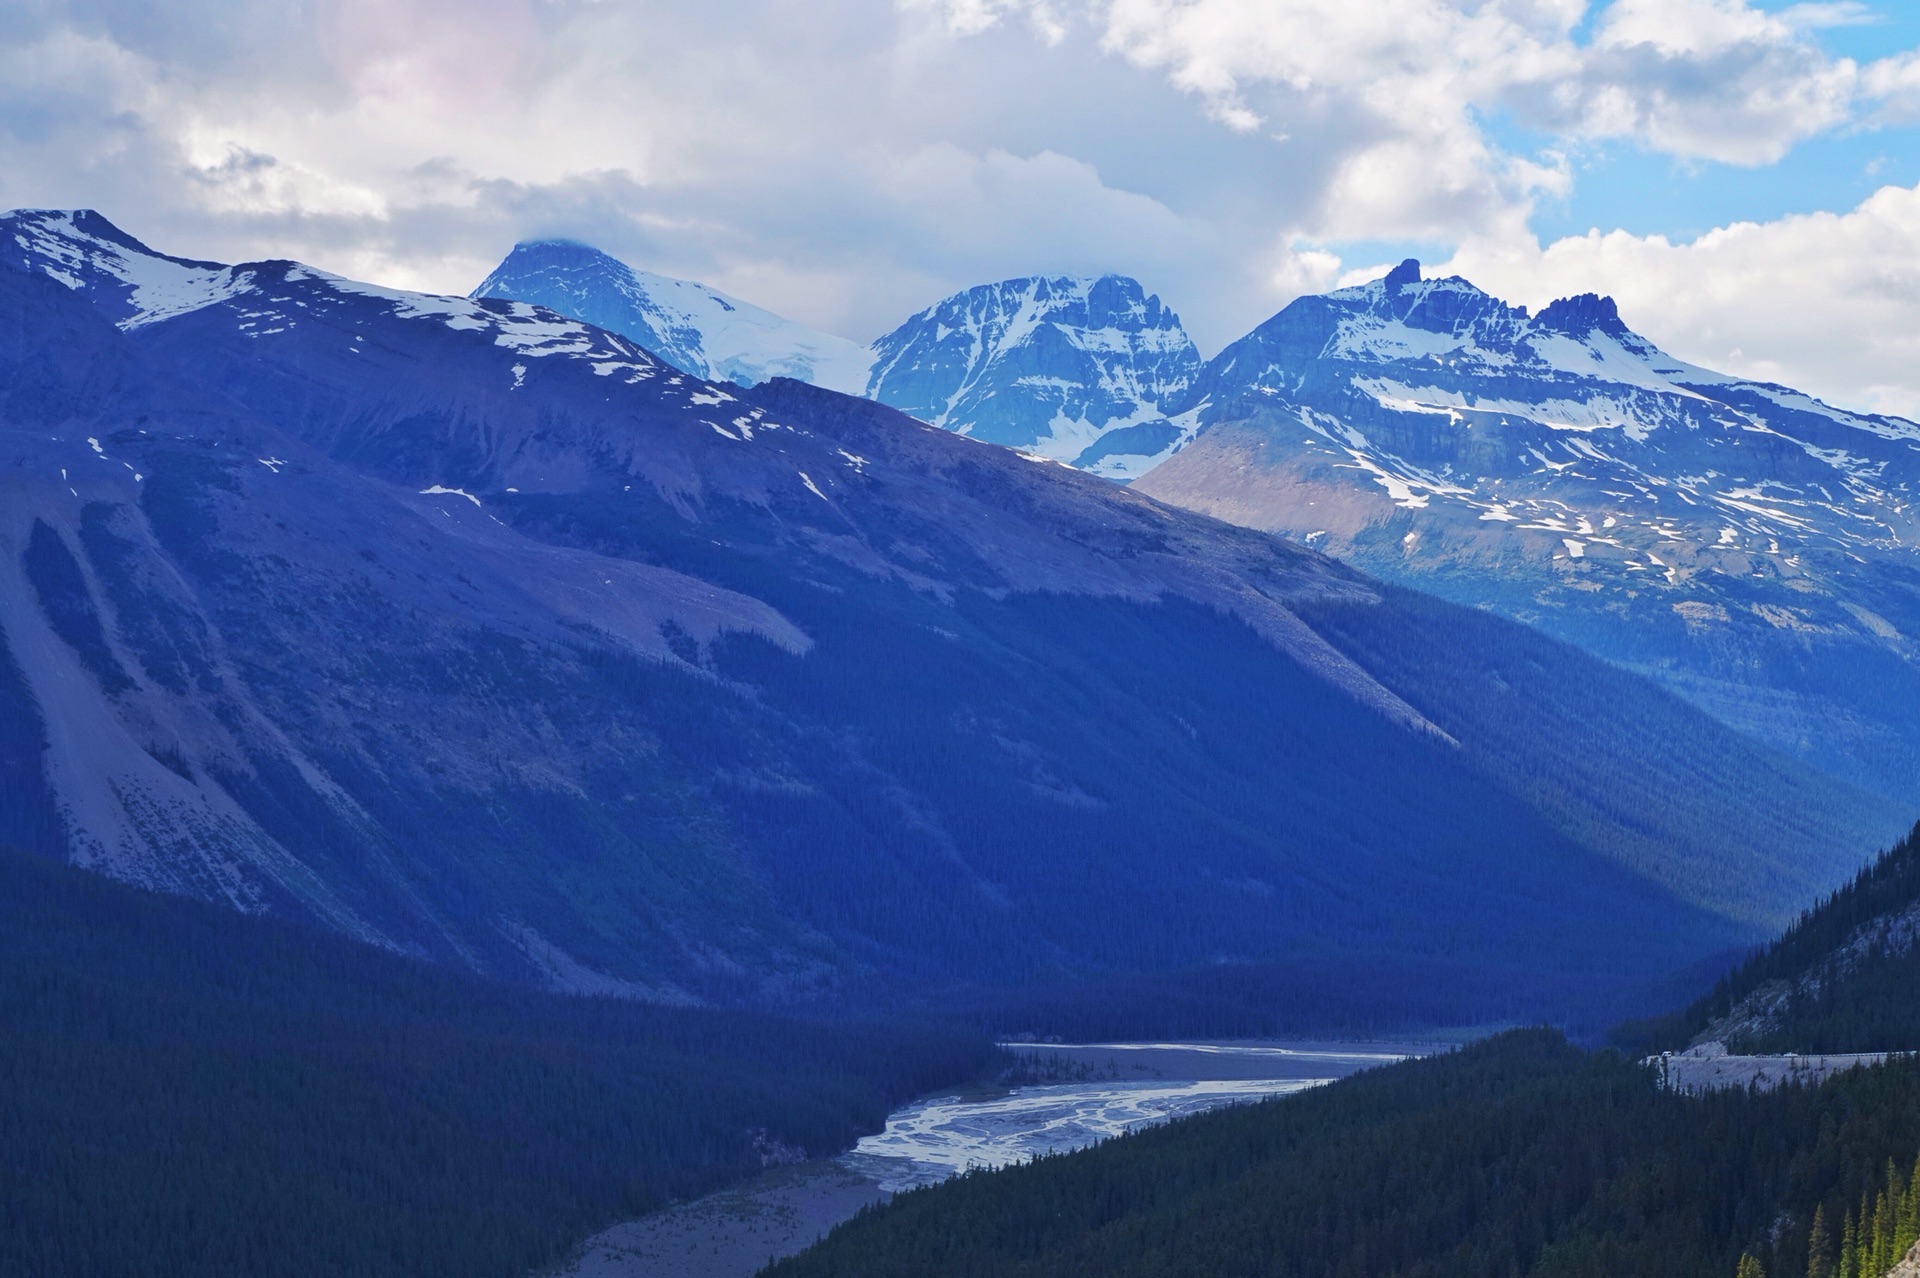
<box><xmin>4</xmin><ymin>0</ymin><xmax>1920</xmax><ymax>415</ymax></box>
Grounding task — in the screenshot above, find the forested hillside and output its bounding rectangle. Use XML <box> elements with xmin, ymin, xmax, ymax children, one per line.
<box><xmin>770</xmin><ymin>1030</ymin><xmax>1920</xmax><ymax>1278</ymax></box>
<box><xmin>0</xmin><ymin>844</ymin><xmax>988</xmax><ymax>1278</ymax></box>
<box><xmin>1618</xmin><ymin>822</ymin><xmax>1920</xmax><ymax>1055</ymax></box>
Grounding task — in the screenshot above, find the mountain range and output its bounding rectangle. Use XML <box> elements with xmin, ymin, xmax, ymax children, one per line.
<box><xmin>474</xmin><ymin>243</ymin><xmax>1201</xmax><ymax>480</ymax></box>
<box><xmin>486</xmin><ymin>242</ymin><xmax>1920</xmax><ymax>810</ymax></box>
<box><xmin>0</xmin><ymin>208</ymin><xmax>1892</xmax><ymax>1027</ymax></box>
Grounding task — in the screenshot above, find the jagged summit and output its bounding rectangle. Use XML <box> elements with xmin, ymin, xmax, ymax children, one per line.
<box><xmin>1535</xmin><ymin>292</ymin><xmax>1630</xmax><ymax>339</ymax></box>
<box><xmin>1195</xmin><ymin>261</ymin><xmax>1694</xmax><ymax>410</ymax></box>
<box><xmin>864</xmin><ymin>272</ymin><xmax>1203</xmax><ymax>478</ymax></box>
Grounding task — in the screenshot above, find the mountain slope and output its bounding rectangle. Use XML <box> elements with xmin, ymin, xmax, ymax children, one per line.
<box><xmin>1137</xmin><ymin>259</ymin><xmax>1920</xmax><ymax>804</ymax></box>
<box><xmin>0</xmin><ymin>209</ymin><xmax>1901</xmax><ymax>1027</ymax></box>
<box><xmin>471</xmin><ymin>238</ymin><xmax>874</xmax><ymax>392</ymax></box>
<box><xmin>863</xmin><ymin>274</ymin><xmax>1203</xmax><ymax>478</ymax></box>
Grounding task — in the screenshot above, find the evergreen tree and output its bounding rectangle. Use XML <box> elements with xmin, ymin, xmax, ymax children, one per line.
<box><xmin>1811</xmin><ymin>1203</ymin><xmax>1834</xmax><ymax>1278</ymax></box>
<box><xmin>1879</xmin><ymin>1179</ymin><xmax>1898</xmax><ymax>1277</ymax></box>
<box><xmin>1740</xmin><ymin>1254</ymin><xmax>1767</xmax><ymax>1278</ymax></box>
<box><xmin>0</xmin><ymin>843</ymin><xmax>990</xmax><ymax>1278</ymax></box>
<box><xmin>1897</xmin><ymin>1157</ymin><xmax>1920</xmax><ymax>1261</ymax></box>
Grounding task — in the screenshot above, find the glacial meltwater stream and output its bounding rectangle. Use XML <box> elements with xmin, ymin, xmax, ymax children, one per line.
<box><xmin>842</xmin><ymin>1040</ymin><xmax>1431</xmax><ymax>1191</ymax></box>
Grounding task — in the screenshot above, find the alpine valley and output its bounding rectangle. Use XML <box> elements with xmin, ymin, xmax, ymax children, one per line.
<box><xmin>0</xmin><ymin>208</ymin><xmax>1896</xmax><ymax>1031</ymax></box>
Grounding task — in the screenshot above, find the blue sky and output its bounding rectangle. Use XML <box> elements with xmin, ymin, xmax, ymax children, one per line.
<box><xmin>1531</xmin><ymin>5</ymin><xmax>1920</xmax><ymax>242</ymax></box>
<box><xmin>2</xmin><ymin>0</ymin><xmax>1918</xmax><ymax>413</ymax></box>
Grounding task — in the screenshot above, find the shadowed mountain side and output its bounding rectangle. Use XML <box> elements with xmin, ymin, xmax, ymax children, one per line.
<box><xmin>1626</xmin><ymin>821</ymin><xmax>1920</xmax><ymax>1056</ymax></box>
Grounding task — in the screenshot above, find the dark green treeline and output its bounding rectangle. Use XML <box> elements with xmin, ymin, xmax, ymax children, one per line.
<box><xmin>0</xmin><ymin>845</ymin><xmax>989</xmax><ymax>1278</ymax></box>
<box><xmin>770</xmin><ymin>1030</ymin><xmax>1920</xmax><ymax>1278</ymax></box>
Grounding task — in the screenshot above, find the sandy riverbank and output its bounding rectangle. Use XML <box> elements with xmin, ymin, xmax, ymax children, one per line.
<box><xmin>550</xmin><ymin>1160</ymin><xmax>886</xmax><ymax>1278</ymax></box>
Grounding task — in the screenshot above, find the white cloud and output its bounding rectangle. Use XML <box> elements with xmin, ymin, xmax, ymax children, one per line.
<box><xmin>1441</xmin><ymin>181</ymin><xmax>1920</xmax><ymax>419</ymax></box>
<box><xmin>1864</xmin><ymin>50</ymin><xmax>1920</xmax><ymax>124</ymax></box>
<box><xmin>1563</xmin><ymin>0</ymin><xmax>1862</xmax><ymax>164</ymax></box>
<box><xmin>1266</xmin><ymin>241</ymin><xmax>1347</xmax><ymax>302</ymax></box>
<box><xmin>0</xmin><ymin>0</ymin><xmax>1915</xmax><ymax>407</ymax></box>
<box><xmin>991</xmin><ymin>0</ymin><xmax>1902</xmax><ymax>214</ymax></box>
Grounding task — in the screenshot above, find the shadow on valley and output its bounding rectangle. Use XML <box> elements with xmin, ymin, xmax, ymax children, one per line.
<box><xmin>0</xmin><ymin>843</ymin><xmax>988</xmax><ymax>1278</ymax></box>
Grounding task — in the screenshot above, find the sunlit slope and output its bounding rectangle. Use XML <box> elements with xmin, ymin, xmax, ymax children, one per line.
<box><xmin>1140</xmin><ymin>261</ymin><xmax>1920</xmax><ymax>803</ymax></box>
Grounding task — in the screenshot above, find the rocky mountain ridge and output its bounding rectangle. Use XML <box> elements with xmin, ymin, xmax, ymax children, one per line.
<box><xmin>861</xmin><ymin>273</ymin><xmax>1202</xmax><ymax>479</ymax></box>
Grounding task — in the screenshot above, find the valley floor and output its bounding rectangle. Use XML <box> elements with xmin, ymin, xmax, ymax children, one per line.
<box><xmin>550</xmin><ymin>1039</ymin><xmax>1442</xmax><ymax>1277</ymax></box>
<box><xmin>550</xmin><ymin>1161</ymin><xmax>886</xmax><ymax>1278</ymax></box>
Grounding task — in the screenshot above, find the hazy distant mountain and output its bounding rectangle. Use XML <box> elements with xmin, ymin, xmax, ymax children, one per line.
<box><xmin>472</xmin><ymin>239</ymin><xmax>875</xmax><ymax>392</ymax></box>
<box><xmin>1137</xmin><ymin>259</ymin><xmax>1920</xmax><ymax>803</ymax></box>
<box><xmin>0</xmin><ymin>211</ymin><xmax>1899</xmax><ymax>1027</ymax></box>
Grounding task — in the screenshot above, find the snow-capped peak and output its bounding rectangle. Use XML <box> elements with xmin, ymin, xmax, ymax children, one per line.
<box><xmin>471</xmin><ymin>240</ymin><xmax>873</xmax><ymax>393</ymax></box>
<box><xmin>0</xmin><ymin>210</ymin><xmax>675</xmax><ymax>387</ymax></box>
<box><xmin>1136</xmin><ymin>258</ymin><xmax>1920</xmax><ymax>798</ymax></box>
<box><xmin>862</xmin><ymin>273</ymin><xmax>1203</xmax><ymax>478</ymax></box>
<box><xmin>470</xmin><ymin>248</ymin><xmax>1209</xmax><ymax>480</ymax></box>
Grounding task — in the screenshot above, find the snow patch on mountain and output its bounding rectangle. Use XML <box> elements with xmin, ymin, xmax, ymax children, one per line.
<box><xmin>471</xmin><ymin>245</ymin><xmax>1209</xmax><ymax>483</ymax></box>
<box><xmin>326</xmin><ymin>270</ymin><xmax>665</xmax><ymax>377</ymax></box>
<box><xmin>1171</xmin><ymin>258</ymin><xmax>1920</xmax><ymax>564</ymax></box>
<box><xmin>1136</xmin><ymin>257</ymin><xmax>1920</xmax><ymax>799</ymax></box>
<box><xmin>2</xmin><ymin>208</ymin><xmax>250</xmax><ymax>328</ymax></box>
